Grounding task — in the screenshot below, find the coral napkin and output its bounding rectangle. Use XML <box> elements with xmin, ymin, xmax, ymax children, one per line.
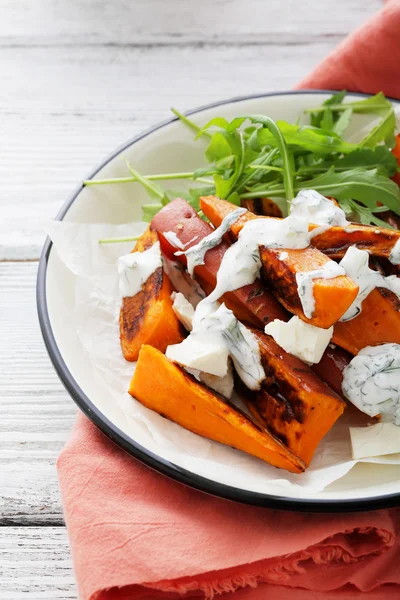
<box><xmin>58</xmin><ymin>2</ymin><xmax>400</xmax><ymax>599</ymax></box>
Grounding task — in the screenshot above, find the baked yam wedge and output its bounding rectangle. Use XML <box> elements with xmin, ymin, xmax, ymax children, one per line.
<box><xmin>151</xmin><ymin>198</ymin><xmax>350</xmax><ymax>393</ymax></box>
<box><xmin>129</xmin><ymin>345</ymin><xmax>305</xmax><ymax>473</ymax></box>
<box><xmin>202</xmin><ymin>194</ymin><xmax>400</xmax><ymax>263</ymax></box>
<box><xmin>120</xmin><ymin>227</ymin><xmax>184</xmax><ymax>361</ymax></box>
<box><xmin>246</xmin><ymin>329</ymin><xmax>346</xmax><ymax>466</ymax></box>
<box><xmin>200</xmin><ymin>196</ymin><xmax>358</xmax><ymax>329</ymax></box>
<box><xmin>310</xmin><ymin>223</ymin><xmax>400</xmax><ymax>261</ymax></box>
<box><xmin>151</xmin><ymin>198</ymin><xmax>288</xmax><ymax>328</ymax></box>
<box><xmin>333</xmin><ymin>288</ymin><xmax>400</xmax><ymax>354</ymax></box>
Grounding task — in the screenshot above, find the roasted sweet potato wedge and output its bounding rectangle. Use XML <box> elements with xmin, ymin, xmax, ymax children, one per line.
<box><xmin>247</xmin><ymin>330</ymin><xmax>346</xmax><ymax>466</ymax></box>
<box><xmin>310</xmin><ymin>224</ymin><xmax>400</xmax><ymax>261</ymax></box>
<box><xmin>203</xmin><ymin>194</ymin><xmax>400</xmax><ymax>262</ymax></box>
<box><xmin>151</xmin><ymin>199</ymin><xmax>350</xmax><ymax>393</ymax></box>
<box><xmin>151</xmin><ymin>199</ymin><xmax>288</xmax><ymax>328</ymax></box>
<box><xmin>200</xmin><ymin>196</ymin><xmax>358</xmax><ymax>329</ymax></box>
<box><xmin>241</xmin><ymin>197</ymin><xmax>283</xmax><ymax>217</ymax></box>
<box><xmin>129</xmin><ymin>345</ymin><xmax>305</xmax><ymax>473</ymax></box>
<box><xmin>119</xmin><ymin>227</ymin><xmax>184</xmax><ymax>361</ymax></box>
<box><xmin>333</xmin><ymin>288</ymin><xmax>400</xmax><ymax>354</ymax></box>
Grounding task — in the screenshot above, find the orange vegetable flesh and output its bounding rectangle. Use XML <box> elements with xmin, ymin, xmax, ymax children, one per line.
<box><xmin>151</xmin><ymin>198</ymin><xmax>350</xmax><ymax>392</ymax></box>
<box><xmin>151</xmin><ymin>199</ymin><xmax>288</xmax><ymax>328</ymax></box>
<box><xmin>200</xmin><ymin>196</ymin><xmax>358</xmax><ymax>329</ymax></box>
<box><xmin>129</xmin><ymin>345</ymin><xmax>305</xmax><ymax>473</ymax></box>
<box><xmin>119</xmin><ymin>227</ymin><xmax>184</xmax><ymax>361</ymax></box>
<box><xmin>247</xmin><ymin>330</ymin><xmax>345</xmax><ymax>466</ymax></box>
<box><xmin>310</xmin><ymin>223</ymin><xmax>400</xmax><ymax>260</ymax></box>
<box><xmin>333</xmin><ymin>288</ymin><xmax>400</xmax><ymax>354</ymax></box>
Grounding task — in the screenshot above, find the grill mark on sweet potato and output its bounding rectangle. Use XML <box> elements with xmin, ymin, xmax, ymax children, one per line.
<box><xmin>120</xmin><ymin>269</ymin><xmax>163</xmax><ymax>342</ymax></box>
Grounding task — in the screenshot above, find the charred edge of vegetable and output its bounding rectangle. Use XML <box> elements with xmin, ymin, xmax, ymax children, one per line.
<box><xmin>120</xmin><ymin>269</ymin><xmax>163</xmax><ymax>344</ymax></box>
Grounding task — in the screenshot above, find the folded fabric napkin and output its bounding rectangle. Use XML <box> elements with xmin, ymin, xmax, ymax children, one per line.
<box><xmin>58</xmin><ymin>2</ymin><xmax>400</xmax><ymax>598</ymax></box>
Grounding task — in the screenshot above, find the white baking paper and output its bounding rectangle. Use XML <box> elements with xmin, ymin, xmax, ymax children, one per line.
<box><xmin>46</xmin><ymin>220</ymin><xmax>400</xmax><ymax>494</ymax></box>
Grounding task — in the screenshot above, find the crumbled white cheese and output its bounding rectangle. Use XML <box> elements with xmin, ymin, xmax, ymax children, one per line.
<box><xmin>171</xmin><ymin>292</ymin><xmax>194</xmax><ymax>331</ymax></box>
<box><xmin>117</xmin><ymin>241</ymin><xmax>162</xmax><ymax>298</ymax></box>
<box><xmin>167</xmin><ymin>302</ymin><xmax>265</xmax><ymax>390</ymax></box>
<box><xmin>200</xmin><ymin>366</ymin><xmax>234</xmax><ymax>399</ymax></box>
<box><xmin>166</xmin><ymin>335</ymin><xmax>230</xmax><ymax>378</ymax></box>
<box><xmin>350</xmin><ymin>423</ymin><xmax>400</xmax><ymax>459</ymax></box>
<box><xmin>264</xmin><ymin>316</ymin><xmax>333</xmax><ymax>365</ymax></box>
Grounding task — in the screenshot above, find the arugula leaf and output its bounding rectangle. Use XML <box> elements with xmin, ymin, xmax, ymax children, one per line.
<box><xmin>142</xmin><ymin>203</ymin><xmax>163</xmax><ymax>222</ymax></box>
<box><xmin>171</xmin><ymin>108</ymin><xmax>211</xmax><ymax>138</ymax></box>
<box><xmin>296</xmin><ymin>147</ymin><xmax>398</xmax><ymax>177</ymax></box>
<box><xmin>320</xmin><ymin>108</ymin><xmax>333</xmax><ymax>132</ymax></box>
<box><xmin>205</xmin><ymin>132</ymin><xmax>233</xmax><ymax>162</ymax></box>
<box><xmin>299</xmin><ymin>168</ymin><xmax>400</xmax><ymax>215</ymax></box>
<box><xmin>126</xmin><ymin>162</ymin><xmax>166</xmax><ymax>203</ymax></box>
<box><xmin>241</xmin><ymin>115</ymin><xmax>294</xmax><ymax>203</ymax></box>
<box><xmin>310</xmin><ymin>90</ymin><xmax>346</xmax><ymax>128</ymax></box>
<box><xmin>241</xmin><ymin>168</ymin><xmax>400</xmax><ymax>216</ymax></box>
<box><xmin>307</xmin><ymin>92</ymin><xmax>396</xmax><ymax>148</ymax></box>
<box><xmin>333</xmin><ymin>108</ymin><xmax>353</xmax><ymax>136</ymax></box>
<box><xmin>344</xmin><ymin>198</ymin><xmax>397</xmax><ymax>229</ymax></box>
<box><xmin>215</xmin><ymin>131</ymin><xmax>245</xmax><ymax>197</ymax></box>
<box><xmin>257</xmin><ymin>121</ymin><xmax>356</xmax><ymax>155</ymax></box>
<box><xmin>333</xmin><ymin>147</ymin><xmax>398</xmax><ymax>176</ymax></box>
<box><xmin>360</xmin><ymin>107</ymin><xmax>396</xmax><ymax>148</ymax></box>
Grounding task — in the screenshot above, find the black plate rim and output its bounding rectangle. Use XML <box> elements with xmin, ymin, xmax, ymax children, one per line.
<box><xmin>37</xmin><ymin>89</ymin><xmax>400</xmax><ymax>512</ymax></box>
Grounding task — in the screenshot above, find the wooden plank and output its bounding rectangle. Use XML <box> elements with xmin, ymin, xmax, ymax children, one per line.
<box><xmin>0</xmin><ymin>263</ymin><xmax>75</xmax><ymax>523</ymax></box>
<box><xmin>0</xmin><ymin>527</ymin><xmax>77</xmax><ymax>599</ymax></box>
<box><xmin>0</xmin><ymin>0</ymin><xmax>380</xmax><ymax>45</ymax></box>
<box><xmin>1</xmin><ymin>41</ymin><xmax>339</xmax><ymax>260</ymax></box>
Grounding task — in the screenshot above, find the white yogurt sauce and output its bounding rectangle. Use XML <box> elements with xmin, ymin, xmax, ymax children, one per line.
<box><xmin>163</xmin><ymin>231</ymin><xmax>198</xmax><ymax>250</ymax></box>
<box><xmin>290</xmin><ymin>189</ymin><xmax>349</xmax><ymax>230</ymax></box>
<box><xmin>117</xmin><ymin>241</ymin><xmax>162</xmax><ymax>298</ymax></box>
<box><xmin>181</xmin><ymin>192</ymin><xmax>351</xmax><ymax>318</ymax></box>
<box><xmin>389</xmin><ymin>238</ymin><xmax>400</xmax><ymax>265</ymax></box>
<box><xmin>206</xmin><ymin>213</ymin><xmax>310</xmax><ymax>304</ymax></box>
<box><xmin>342</xmin><ymin>344</ymin><xmax>400</xmax><ymax>425</ymax></box>
<box><xmin>295</xmin><ymin>261</ymin><xmax>346</xmax><ymax>319</ymax></box>
<box><xmin>339</xmin><ymin>246</ymin><xmax>400</xmax><ymax>321</ymax></box>
<box><xmin>178</xmin><ymin>207</ymin><xmax>246</xmax><ymax>276</ymax></box>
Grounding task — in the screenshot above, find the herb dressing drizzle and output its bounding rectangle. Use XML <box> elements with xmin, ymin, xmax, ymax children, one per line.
<box><xmin>177</xmin><ymin>208</ymin><xmax>246</xmax><ymax>276</ymax></box>
<box><xmin>389</xmin><ymin>238</ymin><xmax>400</xmax><ymax>265</ymax></box>
<box><xmin>342</xmin><ymin>344</ymin><xmax>400</xmax><ymax>425</ymax></box>
<box><xmin>117</xmin><ymin>241</ymin><xmax>162</xmax><ymax>298</ymax></box>
<box><xmin>339</xmin><ymin>246</ymin><xmax>400</xmax><ymax>321</ymax></box>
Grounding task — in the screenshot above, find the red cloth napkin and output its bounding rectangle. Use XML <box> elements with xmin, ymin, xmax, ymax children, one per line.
<box><xmin>58</xmin><ymin>3</ymin><xmax>400</xmax><ymax>598</ymax></box>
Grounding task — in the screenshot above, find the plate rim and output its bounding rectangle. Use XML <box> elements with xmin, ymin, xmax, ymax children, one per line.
<box><xmin>37</xmin><ymin>89</ymin><xmax>400</xmax><ymax>512</ymax></box>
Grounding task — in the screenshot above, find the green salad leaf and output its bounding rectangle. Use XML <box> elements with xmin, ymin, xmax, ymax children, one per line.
<box><xmin>87</xmin><ymin>91</ymin><xmax>399</xmax><ymax>228</ymax></box>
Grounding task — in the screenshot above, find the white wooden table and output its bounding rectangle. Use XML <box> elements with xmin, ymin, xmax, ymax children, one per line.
<box><xmin>0</xmin><ymin>1</ymin><xmax>381</xmax><ymax>596</ymax></box>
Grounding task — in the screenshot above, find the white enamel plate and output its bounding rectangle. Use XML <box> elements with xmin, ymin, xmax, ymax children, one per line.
<box><xmin>37</xmin><ymin>91</ymin><xmax>400</xmax><ymax>511</ymax></box>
